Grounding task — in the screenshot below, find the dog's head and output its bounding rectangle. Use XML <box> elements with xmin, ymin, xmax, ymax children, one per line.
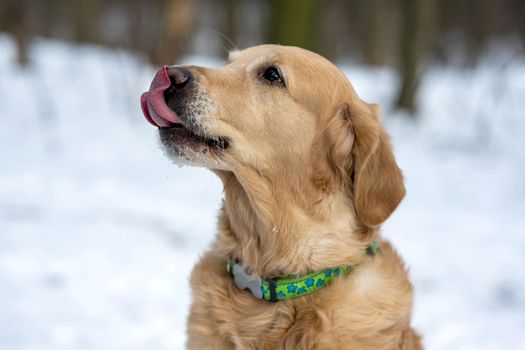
<box><xmin>141</xmin><ymin>45</ymin><xmax>404</xmax><ymax>228</ymax></box>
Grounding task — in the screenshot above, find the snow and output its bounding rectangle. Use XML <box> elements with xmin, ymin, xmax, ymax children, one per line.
<box><xmin>1</xmin><ymin>35</ymin><xmax>524</xmax><ymax>349</ymax></box>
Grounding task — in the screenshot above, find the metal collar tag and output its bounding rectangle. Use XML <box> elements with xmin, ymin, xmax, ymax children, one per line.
<box><xmin>231</xmin><ymin>263</ymin><xmax>263</xmax><ymax>299</ymax></box>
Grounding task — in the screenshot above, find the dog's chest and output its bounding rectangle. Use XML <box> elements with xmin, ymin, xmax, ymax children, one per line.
<box><xmin>187</xmin><ymin>242</ymin><xmax>415</xmax><ymax>350</ymax></box>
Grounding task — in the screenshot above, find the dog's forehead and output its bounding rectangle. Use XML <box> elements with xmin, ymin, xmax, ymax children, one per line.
<box><xmin>227</xmin><ymin>45</ymin><xmax>327</xmax><ymax>70</ymax></box>
<box><xmin>227</xmin><ymin>46</ymin><xmax>279</xmax><ymax>67</ymax></box>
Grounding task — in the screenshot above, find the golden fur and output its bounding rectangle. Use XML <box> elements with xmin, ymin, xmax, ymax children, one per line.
<box><xmin>162</xmin><ymin>45</ymin><xmax>422</xmax><ymax>349</ymax></box>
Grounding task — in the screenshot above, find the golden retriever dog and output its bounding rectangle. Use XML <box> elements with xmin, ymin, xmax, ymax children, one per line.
<box><xmin>140</xmin><ymin>45</ymin><xmax>422</xmax><ymax>350</ymax></box>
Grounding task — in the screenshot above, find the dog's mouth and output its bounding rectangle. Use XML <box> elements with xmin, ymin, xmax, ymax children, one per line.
<box><xmin>140</xmin><ymin>65</ymin><xmax>229</xmax><ymax>150</ymax></box>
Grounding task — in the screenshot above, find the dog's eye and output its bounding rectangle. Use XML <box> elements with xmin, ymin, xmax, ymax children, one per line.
<box><xmin>262</xmin><ymin>66</ymin><xmax>284</xmax><ymax>86</ymax></box>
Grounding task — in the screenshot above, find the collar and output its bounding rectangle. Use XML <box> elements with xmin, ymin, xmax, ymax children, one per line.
<box><xmin>227</xmin><ymin>240</ymin><xmax>380</xmax><ymax>302</ymax></box>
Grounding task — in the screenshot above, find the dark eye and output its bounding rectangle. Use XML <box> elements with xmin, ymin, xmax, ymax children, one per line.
<box><xmin>262</xmin><ymin>66</ymin><xmax>284</xmax><ymax>86</ymax></box>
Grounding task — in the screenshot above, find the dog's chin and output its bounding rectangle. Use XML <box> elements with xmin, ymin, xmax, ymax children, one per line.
<box><xmin>158</xmin><ymin>126</ymin><xmax>231</xmax><ymax>170</ymax></box>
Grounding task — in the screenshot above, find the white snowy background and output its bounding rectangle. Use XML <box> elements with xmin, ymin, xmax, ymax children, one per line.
<box><xmin>1</xmin><ymin>35</ymin><xmax>524</xmax><ymax>349</ymax></box>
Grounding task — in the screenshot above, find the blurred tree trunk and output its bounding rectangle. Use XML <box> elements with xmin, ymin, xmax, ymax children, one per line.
<box><xmin>128</xmin><ymin>0</ymin><xmax>148</xmax><ymax>53</ymax></box>
<box><xmin>362</xmin><ymin>0</ymin><xmax>397</xmax><ymax>66</ymax></box>
<box><xmin>268</xmin><ymin>0</ymin><xmax>320</xmax><ymax>51</ymax></box>
<box><xmin>517</xmin><ymin>0</ymin><xmax>525</xmax><ymax>45</ymax></box>
<box><xmin>152</xmin><ymin>0</ymin><xmax>195</xmax><ymax>65</ymax></box>
<box><xmin>73</xmin><ymin>0</ymin><xmax>103</xmax><ymax>43</ymax></box>
<box><xmin>1</xmin><ymin>0</ymin><xmax>30</xmax><ymax>65</ymax></box>
<box><xmin>395</xmin><ymin>0</ymin><xmax>434</xmax><ymax>114</ymax></box>
<box><xmin>319</xmin><ymin>0</ymin><xmax>346</xmax><ymax>61</ymax></box>
<box><xmin>465</xmin><ymin>0</ymin><xmax>495</xmax><ymax>66</ymax></box>
<box><xmin>39</xmin><ymin>0</ymin><xmax>59</xmax><ymax>38</ymax></box>
<box><xmin>222</xmin><ymin>0</ymin><xmax>237</xmax><ymax>54</ymax></box>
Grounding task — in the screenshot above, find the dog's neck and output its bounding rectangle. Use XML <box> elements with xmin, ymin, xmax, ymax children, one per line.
<box><xmin>214</xmin><ymin>169</ymin><xmax>377</xmax><ymax>277</ymax></box>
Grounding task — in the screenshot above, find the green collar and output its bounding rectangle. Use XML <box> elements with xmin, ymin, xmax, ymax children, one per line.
<box><xmin>227</xmin><ymin>240</ymin><xmax>380</xmax><ymax>302</ymax></box>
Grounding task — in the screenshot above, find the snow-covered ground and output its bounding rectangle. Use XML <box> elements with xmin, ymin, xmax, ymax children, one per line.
<box><xmin>0</xmin><ymin>35</ymin><xmax>523</xmax><ymax>349</ymax></box>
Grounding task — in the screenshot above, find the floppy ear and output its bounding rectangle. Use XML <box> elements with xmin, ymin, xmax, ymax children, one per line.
<box><xmin>350</xmin><ymin>102</ymin><xmax>405</xmax><ymax>227</ymax></box>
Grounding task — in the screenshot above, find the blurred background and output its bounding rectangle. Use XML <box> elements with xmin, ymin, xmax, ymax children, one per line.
<box><xmin>0</xmin><ymin>1</ymin><xmax>524</xmax><ymax>349</ymax></box>
<box><xmin>3</xmin><ymin>0</ymin><xmax>525</xmax><ymax>111</ymax></box>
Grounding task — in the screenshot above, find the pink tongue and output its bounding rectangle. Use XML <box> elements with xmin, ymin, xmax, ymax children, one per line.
<box><xmin>140</xmin><ymin>65</ymin><xmax>182</xmax><ymax>127</ymax></box>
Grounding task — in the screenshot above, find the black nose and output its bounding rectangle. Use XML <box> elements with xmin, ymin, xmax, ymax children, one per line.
<box><xmin>164</xmin><ymin>67</ymin><xmax>193</xmax><ymax>116</ymax></box>
<box><xmin>166</xmin><ymin>66</ymin><xmax>192</xmax><ymax>88</ymax></box>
